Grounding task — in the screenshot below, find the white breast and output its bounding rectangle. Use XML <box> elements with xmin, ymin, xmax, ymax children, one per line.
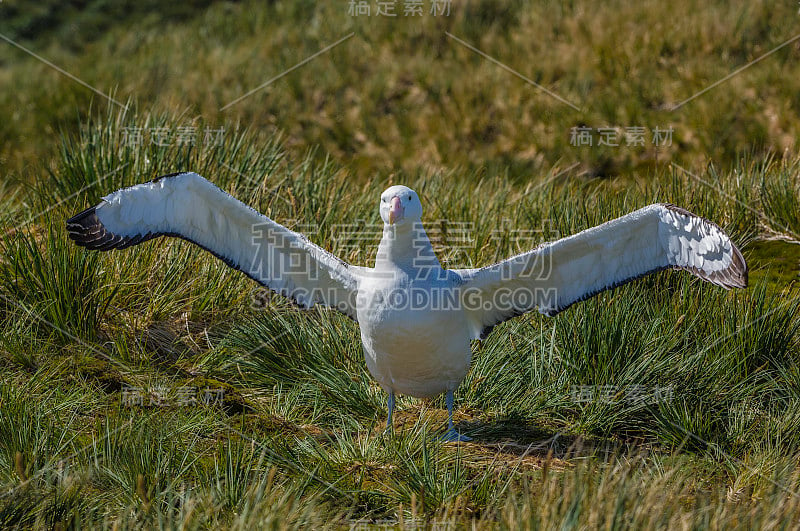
<box><xmin>356</xmin><ymin>274</ymin><xmax>472</xmax><ymax>398</ymax></box>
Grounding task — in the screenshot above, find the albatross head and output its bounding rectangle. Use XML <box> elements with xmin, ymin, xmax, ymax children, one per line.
<box><xmin>379</xmin><ymin>185</ymin><xmax>422</xmax><ymax>227</ymax></box>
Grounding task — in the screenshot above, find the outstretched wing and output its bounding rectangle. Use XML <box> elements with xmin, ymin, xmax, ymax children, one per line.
<box><xmin>66</xmin><ymin>171</ymin><xmax>362</xmax><ymax>320</ymax></box>
<box><xmin>453</xmin><ymin>203</ymin><xmax>747</xmax><ymax>340</ymax></box>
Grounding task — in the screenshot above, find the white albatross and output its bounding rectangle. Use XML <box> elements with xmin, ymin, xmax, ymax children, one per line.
<box><xmin>66</xmin><ymin>172</ymin><xmax>747</xmax><ymax>441</ymax></box>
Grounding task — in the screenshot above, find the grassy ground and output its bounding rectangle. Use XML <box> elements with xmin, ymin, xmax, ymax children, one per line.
<box><xmin>2</xmin><ymin>0</ymin><xmax>800</xmax><ymax>528</ymax></box>
<box><xmin>0</xmin><ymin>112</ymin><xmax>799</xmax><ymax>527</ymax></box>
<box><xmin>1</xmin><ymin>0</ymin><xmax>800</xmax><ymax>180</ymax></box>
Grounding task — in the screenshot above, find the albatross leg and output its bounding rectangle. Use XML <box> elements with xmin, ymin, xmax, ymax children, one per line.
<box><xmin>439</xmin><ymin>390</ymin><xmax>471</xmax><ymax>442</ymax></box>
<box><xmin>384</xmin><ymin>391</ymin><xmax>395</xmax><ymax>433</ymax></box>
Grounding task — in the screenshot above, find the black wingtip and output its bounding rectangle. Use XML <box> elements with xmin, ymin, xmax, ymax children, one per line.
<box><xmin>660</xmin><ymin>203</ymin><xmax>748</xmax><ymax>290</ymax></box>
<box><xmin>65</xmin><ymin>204</ymin><xmax>98</xmax><ymax>226</ymax></box>
<box><xmin>66</xmin><ymin>204</ymin><xmax>107</xmax><ymax>249</ymax></box>
<box><xmin>151</xmin><ymin>171</ymin><xmax>187</xmax><ymax>183</ymax></box>
<box><xmin>66</xmin><ymin>203</ymin><xmax>154</xmax><ymax>251</ymax></box>
<box><xmin>728</xmin><ymin>242</ymin><xmax>748</xmax><ymax>289</ymax></box>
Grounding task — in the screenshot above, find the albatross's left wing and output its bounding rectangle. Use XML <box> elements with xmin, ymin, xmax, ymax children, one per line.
<box><xmin>452</xmin><ymin>203</ymin><xmax>747</xmax><ymax>340</ymax></box>
<box><xmin>66</xmin><ymin>172</ymin><xmax>363</xmax><ymax>320</ymax></box>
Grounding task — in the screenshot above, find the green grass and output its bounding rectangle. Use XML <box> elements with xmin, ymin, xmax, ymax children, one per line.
<box><xmin>0</xmin><ymin>112</ymin><xmax>799</xmax><ymax>527</ymax></box>
<box><xmin>1</xmin><ymin>0</ymin><xmax>800</xmax><ymax>180</ymax></box>
<box><xmin>2</xmin><ymin>0</ymin><xmax>800</xmax><ymax>527</ymax></box>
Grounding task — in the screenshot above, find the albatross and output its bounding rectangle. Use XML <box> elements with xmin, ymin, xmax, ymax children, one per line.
<box><xmin>66</xmin><ymin>172</ymin><xmax>747</xmax><ymax>441</ymax></box>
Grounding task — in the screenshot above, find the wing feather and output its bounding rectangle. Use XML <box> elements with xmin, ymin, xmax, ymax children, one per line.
<box><xmin>453</xmin><ymin>203</ymin><xmax>747</xmax><ymax>340</ymax></box>
<box><xmin>66</xmin><ymin>172</ymin><xmax>362</xmax><ymax>320</ymax></box>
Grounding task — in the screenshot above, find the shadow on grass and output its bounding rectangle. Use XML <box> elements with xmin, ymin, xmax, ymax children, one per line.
<box><xmin>474</xmin><ymin>421</ymin><xmax>614</xmax><ymax>452</ymax></box>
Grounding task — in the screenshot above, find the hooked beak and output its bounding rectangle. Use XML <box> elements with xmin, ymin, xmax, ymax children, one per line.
<box><xmin>388</xmin><ymin>196</ymin><xmax>404</xmax><ymax>225</ymax></box>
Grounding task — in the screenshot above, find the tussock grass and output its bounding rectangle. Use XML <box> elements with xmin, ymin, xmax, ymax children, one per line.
<box><xmin>2</xmin><ymin>1</ymin><xmax>800</xmax><ymax>180</ymax></box>
<box><xmin>3</xmin><ymin>0</ymin><xmax>800</xmax><ymax>526</ymax></box>
<box><xmin>0</xmin><ymin>111</ymin><xmax>799</xmax><ymax>526</ymax></box>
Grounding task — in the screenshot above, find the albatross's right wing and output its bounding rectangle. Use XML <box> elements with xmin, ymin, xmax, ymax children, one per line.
<box><xmin>66</xmin><ymin>172</ymin><xmax>363</xmax><ymax>320</ymax></box>
<box><xmin>452</xmin><ymin>203</ymin><xmax>747</xmax><ymax>340</ymax></box>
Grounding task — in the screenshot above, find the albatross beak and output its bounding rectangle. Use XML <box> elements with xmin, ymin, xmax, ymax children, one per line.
<box><xmin>388</xmin><ymin>196</ymin><xmax>404</xmax><ymax>225</ymax></box>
